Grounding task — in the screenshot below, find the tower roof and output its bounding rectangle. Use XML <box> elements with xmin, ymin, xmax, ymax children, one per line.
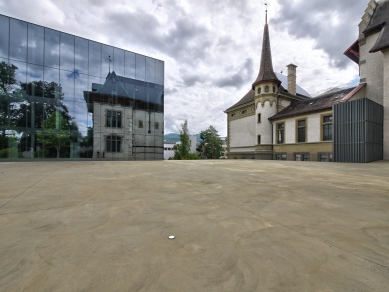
<box><xmin>252</xmin><ymin>18</ymin><xmax>280</xmax><ymax>89</ymax></box>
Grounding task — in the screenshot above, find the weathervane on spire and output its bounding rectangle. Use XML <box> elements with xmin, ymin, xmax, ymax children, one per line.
<box><xmin>265</xmin><ymin>2</ymin><xmax>268</xmax><ymax>24</ymax></box>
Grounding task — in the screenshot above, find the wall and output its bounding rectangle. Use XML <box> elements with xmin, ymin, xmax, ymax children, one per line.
<box><xmin>360</xmin><ymin>32</ymin><xmax>384</xmax><ymax>105</ymax></box>
<box><xmin>384</xmin><ymin>49</ymin><xmax>389</xmax><ymax>160</ymax></box>
<box><xmin>229</xmin><ymin>115</ymin><xmax>255</xmax><ymax>148</ymax></box>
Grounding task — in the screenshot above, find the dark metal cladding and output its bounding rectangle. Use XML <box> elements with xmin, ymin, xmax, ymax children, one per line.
<box><xmin>252</xmin><ymin>23</ymin><xmax>281</xmax><ymax>90</ymax></box>
<box><xmin>333</xmin><ymin>98</ymin><xmax>383</xmax><ymax>163</ymax></box>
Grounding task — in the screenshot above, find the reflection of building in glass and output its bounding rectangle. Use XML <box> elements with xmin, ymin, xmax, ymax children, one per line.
<box><xmin>0</xmin><ymin>14</ymin><xmax>164</xmax><ymax>160</ymax></box>
<box><xmin>84</xmin><ymin>71</ymin><xmax>164</xmax><ymax>160</ymax></box>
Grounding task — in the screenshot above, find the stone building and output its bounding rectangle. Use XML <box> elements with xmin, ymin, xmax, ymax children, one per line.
<box><xmin>225</xmin><ymin>0</ymin><xmax>388</xmax><ymax>163</ymax></box>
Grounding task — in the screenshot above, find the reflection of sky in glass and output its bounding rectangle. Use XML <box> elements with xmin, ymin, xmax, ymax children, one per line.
<box><xmin>44</xmin><ymin>28</ymin><xmax>60</xmax><ymax>68</ymax></box>
<box><xmin>75</xmin><ymin>37</ymin><xmax>88</xmax><ymax>75</ymax></box>
<box><xmin>113</xmin><ymin>48</ymin><xmax>124</xmax><ymax>76</ymax></box>
<box><xmin>44</xmin><ymin>67</ymin><xmax>59</xmax><ymax>84</ymax></box>
<box><xmin>10</xmin><ymin>19</ymin><xmax>27</xmax><ymax>62</ymax></box>
<box><xmin>28</xmin><ymin>24</ymin><xmax>44</xmax><ymax>66</ymax></box>
<box><xmin>0</xmin><ymin>15</ymin><xmax>9</xmax><ymax>58</ymax></box>
<box><xmin>135</xmin><ymin>54</ymin><xmax>145</xmax><ymax>81</ymax></box>
<box><xmin>60</xmin><ymin>70</ymin><xmax>75</xmax><ymax>102</ymax></box>
<box><xmin>125</xmin><ymin>51</ymin><xmax>135</xmax><ymax>79</ymax></box>
<box><xmin>102</xmin><ymin>44</ymin><xmax>113</xmax><ymax>77</ymax></box>
<box><xmin>89</xmin><ymin>41</ymin><xmax>101</xmax><ymax>77</ymax></box>
<box><xmin>60</xmin><ymin>33</ymin><xmax>75</xmax><ymax>72</ymax></box>
<box><xmin>146</xmin><ymin>57</ymin><xmax>155</xmax><ymax>83</ymax></box>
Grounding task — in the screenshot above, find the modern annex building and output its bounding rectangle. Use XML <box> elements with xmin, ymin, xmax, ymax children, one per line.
<box><xmin>0</xmin><ymin>14</ymin><xmax>164</xmax><ymax>160</ymax></box>
<box><xmin>225</xmin><ymin>0</ymin><xmax>388</xmax><ymax>163</ymax></box>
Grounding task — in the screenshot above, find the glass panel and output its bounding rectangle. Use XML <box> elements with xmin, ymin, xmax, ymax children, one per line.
<box><xmin>88</xmin><ymin>41</ymin><xmax>101</xmax><ymax>77</ymax></box>
<box><xmin>26</xmin><ymin>63</ymin><xmax>43</xmax><ymax>98</ymax></box>
<box><xmin>277</xmin><ymin>123</ymin><xmax>284</xmax><ymax>129</ymax></box>
<box><xmin>0</xmin><ymin>15</ymin><xmax>9</xmax><ymax>58</ymax></box>
<box><xmin>27</xmin><ymin>24</ymin><xmax>44</xmax><ymax>65</ymax></box>
<box><xmin>145</xmin><ymin>57</ymin><xmax>155</xmax><ymax>83</ymax></box>
<box><xmin>44</xmin><ymin>28</ymin><xmax>60</xmax><ymax>68</ymax></box>
<box><xmin>60</xmin><ymin>33</ymin><xmax>75</xmax><ymax>72</ymax></box>
<box><xmin>10</xmin><ymin>19</ymin><xmax>27</xmax><ymax>62</ymax></box>
<box><xmin>135</xmin><ymin>54</ymin><xmax>145</xmax><ymax>81</ymax></box>
<box><xmin>125</xmin><ymin>51</ymin><xmax>135</xmax><ymax>78</ymax></box>
<box><xmin>113</xmin><ymin>48</ymin><xmax>124</xmax><ymax>76</ymax></box>
<box><xmin>60</xmin><ymin>70</ymin><xmax>75</xmax><ymax>102</ymax></box>
<box><xmin>102</xmin><ymin>44</ymin><xmax>113</xmax><ymax>78</ymax></box>
<box><xmin>155</xmin><ymin>60</ymin><xmax>164</xmax><ymax>85</ymax></box>
<box><xmin>75</xmin><ymin>37</ymin><xmax>88</xmax><ymax>75</ymax></box>
<box><xmin>324</xmin><ymin>115</ymin><xmax>332</xmax><ymax>123</ymax></box>
<box><xmin>75</xmin><ymin>73</ymin><xmax>88</xmax><ymax>103</ymax></box>
<box><xmin>298</xmin><ymin>120</ymin><xmax>305</xmax><ymax>127</ymax></box>
<box><xmin>298</xmin><ymin>128</ymin><xmax>305</xmax><ymax>142</ymax></box>
<box><xmin>135</xmin><ymin>85</ymin><xmax>146</xmax><ymax>102</ymax></box>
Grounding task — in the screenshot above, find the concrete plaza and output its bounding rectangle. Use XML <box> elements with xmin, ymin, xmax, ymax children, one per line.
<box><xmin>0</xmin><ymin>160</ymin><xmax>389</xmax><ymax>291</ymax></box>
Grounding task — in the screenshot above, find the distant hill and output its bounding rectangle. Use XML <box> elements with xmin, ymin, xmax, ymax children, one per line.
<box><xmin>164</xmin><ymin>133</ymin><xmax>202</xmax><ymax>142</ymax></box>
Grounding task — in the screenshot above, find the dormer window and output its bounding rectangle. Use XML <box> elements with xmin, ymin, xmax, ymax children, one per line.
<box><xmin>231</xmin><ymin>113</ymin><xmax>235</xmax><ymax>117</ymax></box>
<box><xmin>265</xmin><ymin>86</ymin><xmax>269</xmax><ymax>93</ymax></box>
<box><xmin>242</xmin><ymin>110</ymin><xmax>247</xmax><ymax>114</ymax></box>
<box><xmin>258</xmin><ymin>87</ymin><xmax>261</xmax><ymax>94</ymax></box>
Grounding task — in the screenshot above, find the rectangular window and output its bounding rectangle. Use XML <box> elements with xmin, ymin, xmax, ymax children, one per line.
<box><xmin>295</xmin><ymin>154</ymin><xmax>301</xmax><ymax>161</ymax></box>
<box><xmin>277</xmin><ymin>123</ymin><xmax>284</xmax><ymax>144</ymax></box>
<box><xmin>303</xmin><ymin>154</ymin><xmax>309</xmax><ymax>161</ymax></box>
<box><xmin>323</xmin><ymin>115</ymin><xmax>333</xmax><ymax>141</ymax></box>
<box><xmin>106</xmin><ymin>110</ymin><xmax>122</xmax><ymax>128</ymax></box>
<box><xmin>275</xmin><ymin>154</ymin><xmax>281</xmax><ymax>160</ymax></box>
<box><xmin>139</xmin><ymin>120</ymin><xmax>143</xmax><ymax>128</ymax></box>
<box><xmin>297</xmin><ymin>120</ymin><xmax>306</xmax><ymax>143</ymax></box>
<box><xmin>319</xmin><ymin>154</ymin><xmax>327</xmax><ymax>162</ymax></box>
<box><xmin>106</xmin><ymin>136</ymin><xmax>121</xmax><ymax>153</ymax></box>
<box><xmin>257</xmin><ymin>113</ymin><xmax>261</xmax><ymax>123</ymax></box>
<box><xmin>281</xmin><ymin>154</ymin><xmax>287</xmax><ymax>160</ymax></box>
<box><xmin>257</xmin><ymin>135</ymin><xmax>261</xmax><ymax>145</ymax></box>
<box><xmin>155</xmin><ymin>122</ymin><xmax>159</xmax><ymax>130</ymax></box>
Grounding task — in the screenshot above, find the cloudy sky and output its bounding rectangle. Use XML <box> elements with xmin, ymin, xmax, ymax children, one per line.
<box><xmin>0</xmin><ymin>0</ymin><xmax>367</xmax><ymax>136</ymax></box>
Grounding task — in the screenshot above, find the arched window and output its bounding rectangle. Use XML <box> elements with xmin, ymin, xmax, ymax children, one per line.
<box><xmin>265</xmin><ymin>86</ymin><xmax>269</xmax><ymax>93</ymax></box>
<box><xmin>106</xmin><ymin>136</ymin><xmax>122</xmax><ymax>152</ymax></box>
<box><xmin>258</xmin><ymin>87</ymin><xmax>261</xmax><ymax>94</ymax></box>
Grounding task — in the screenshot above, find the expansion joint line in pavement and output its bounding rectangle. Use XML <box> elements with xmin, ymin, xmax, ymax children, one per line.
<box><xmin>187</xmin><ymin>184</ymin><xmax>389</xmax><ymax>272</ymax></box>
<box><xmin>0</xmin><ymin>162</ymin><xmax>69</xmax><ymax>210</ymax></box>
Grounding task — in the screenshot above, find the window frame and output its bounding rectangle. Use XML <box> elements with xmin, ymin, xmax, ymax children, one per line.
<box><xmin>296</xmin><ymin>118</ymin><xmax>307</xmax><ymax>143</ymax></box>
<box><xmin>322</xmin><ymin>114</ymin><xmax>333</xmax><ymax>141</ymax></box>
<box><xmin>276</xmin><ymin>122</ymin><xmax>285</xmax><ymax>144</ymax></box>
<box><xmin>105</xmin><ymin>110</ymin><xmax>122</xmax><ymax>129</ymax></box>
<box><xmin>105</xmin><ymin>135</ymin><xmax>122</xmax><ymax>153</ymax></box>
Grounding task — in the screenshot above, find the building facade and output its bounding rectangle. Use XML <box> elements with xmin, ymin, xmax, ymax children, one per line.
<box><xmin>225</xmin><ymin>1</ymin><xmax>388</xmax><ymax>163</ymax></box>
<box><xmin>0</xmin><ymin>14</ymin><xmax>164</xmax><ymax>160</ymax></box>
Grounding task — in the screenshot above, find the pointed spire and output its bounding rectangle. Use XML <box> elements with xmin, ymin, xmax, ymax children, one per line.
<box><xmin>252</xmin><ymin>5</ymin><xmax>280</xmax><ymax>90</ymax></box>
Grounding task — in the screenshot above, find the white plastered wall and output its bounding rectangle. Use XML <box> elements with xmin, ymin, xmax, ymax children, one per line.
<box><xmin>229</xmin><ymin>115</ymin><xmax>255</xmax><ymax>148</ymax></box>
<box><xmin>273</xmin><ymin>110</ymin><xmax>332</xmax><ymax>144</ymax></box>
<box><xmin>360</xmin><ymin>32</ymin><xmax>384</xmax><ymax>105</ymax></box>
<box><xmin>256</xmin><ymin>100</ymin><xmax>277</xmax><ymax>145</ymax></box>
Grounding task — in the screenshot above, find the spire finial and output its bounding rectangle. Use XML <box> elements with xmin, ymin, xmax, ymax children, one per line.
<box><xmin>265</xmin><ymin>3</ymin><xmax>268</xmax><ymax>24</ymax></box>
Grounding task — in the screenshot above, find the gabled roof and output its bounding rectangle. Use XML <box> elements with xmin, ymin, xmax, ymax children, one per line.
<box><xmin>269</xmin><ymin>87</ymin><xmax>356</xmax><ymax>120</ymax></box>
<box><xmin>252</xmin><ymin>22</ymin><xmax>280</xmax><ymax>89</ymax></box>
<box><xmin>343</xmin><ymin>40</ymin><xmax>360</xmax><ymax>64</ymax></box>
<box><xmin>363</xmin><ymin>0</ymin><xmax>389</xmax><ymax>52</ymax></box>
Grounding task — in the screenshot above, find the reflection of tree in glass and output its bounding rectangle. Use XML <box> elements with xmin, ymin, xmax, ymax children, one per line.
<box><xmin>0</xmin><ymin>61</ymin><xmax>83</xmax><ymax>158</ymax></box>
<box><xmin>36</xmin><ymin>112</ymin><xmax>71</xmax><ymax>158</ymax></box>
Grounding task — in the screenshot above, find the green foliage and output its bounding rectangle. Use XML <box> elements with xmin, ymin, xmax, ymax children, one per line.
<box><xmin>173</xmin><ymin>120</ymin><xmax>191</xmax><ymax>160</ymax></box>
<box><xmin>36</xmin><ymin>112</ymin><xmax>72</xmax><ymax>158</ymax></box>
<box><xmin>0</xmin><ymin>148</ymin><xmax>21</xmax><ymax>158</ymax></box>
<box><xmin>196</xmin><ymin>125</ymin><xmax>223</xmax><ymax>159</ymax></box>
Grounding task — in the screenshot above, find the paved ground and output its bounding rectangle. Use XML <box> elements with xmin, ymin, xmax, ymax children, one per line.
<box><xmin>0</xmin><ymin>160</ymin><xmax>389</xmax><ymax>291</ymax></box>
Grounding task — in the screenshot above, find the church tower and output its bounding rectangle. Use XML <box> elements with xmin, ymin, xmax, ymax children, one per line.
<box><xmin>253</xmin><ymin>9</ymin><xmax>280</xmax><ymax>159</ymax></box>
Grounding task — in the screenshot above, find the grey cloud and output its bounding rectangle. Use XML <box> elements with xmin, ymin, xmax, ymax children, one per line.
<box><xmin>272</xmin><ymin>0</ymin><xmax>367</xmax><ymax>68</ymax></box>
<box><xmin>214</xmin><ymin>58</ymin><xmax>254</xmax><ymax>89</ymax></box>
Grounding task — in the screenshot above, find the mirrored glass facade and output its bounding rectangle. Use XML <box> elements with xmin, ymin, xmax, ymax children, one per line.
<box><xmin>0</xmin><ymin>14</ymin><xmax>164</xmax><ymax>160</ymax></box>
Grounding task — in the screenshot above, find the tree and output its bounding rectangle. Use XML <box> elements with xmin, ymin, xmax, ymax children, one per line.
<box><xmin>196</xmin><ymin>125</ymin><xmax>223</xmax><ymax>159</ymax></box>
<box><xmin>173</xmin><ymin>120</ymin><xmax>191</xmax><ymax>160</ymax></box>
<box><xmin>36</xmin><ymin>112</ymin><xmax>71</xmax><ymax>158</ymax></box>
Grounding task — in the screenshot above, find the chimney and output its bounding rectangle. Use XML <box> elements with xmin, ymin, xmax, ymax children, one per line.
<box><xmin>287</xmin><ymin>64</ymin><xmax>297</xmax><ymax>95</ymax></box>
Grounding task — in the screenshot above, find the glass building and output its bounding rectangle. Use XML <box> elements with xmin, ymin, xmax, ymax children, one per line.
<box><xmin>0</xmin><ymin>14</ymin><xmax>164</xmax><ymax>160</ymax></box>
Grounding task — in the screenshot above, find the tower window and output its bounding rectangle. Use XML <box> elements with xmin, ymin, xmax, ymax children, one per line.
<box><xmin>265</xmin><ymin>86</ymin><xmax>269</xmax><ymax>93</ymax></box>
<box><xmin>273</xmin><ymin>86</ymin><xmax>275</xmax><ymax>93</ymax></box>
<box><xmin>258</xmin><ymin>87</ymin><xmax>261</xmax><ymax>94</ymax></box>
<box><xmin>257</xmin><ymin>135</ymin><xmax>261</xmax><ymax>145</ymax></box>
<box><xmin>231</xmin><ymin>113</ymin><xmax>235</xmax><ymax>117</ymax></box>
<box><xmin>241</xmin><ymin>110</ymin><xmax>247</xmax><ymax>114</ymax></box>
<box><xmin>257</xmin><ymin>113</ymin><xmax>261</xmax><ymax>123</ymax></box>
<box><xmin>139</xmin><ymin>120</ymin><xmax>143</xmax><ymax>128</ymax></box>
